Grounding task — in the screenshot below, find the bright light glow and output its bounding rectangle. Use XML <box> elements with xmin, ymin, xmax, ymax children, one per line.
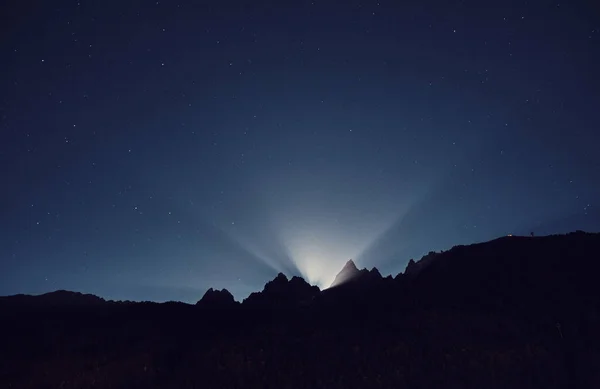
<box><xmin>285</xmin><ymin>241</ymin><xmax>347</xmax><ymax>289</ymax></box>
<box><xmin>238</xmin><ymin>167</ymin><xmax>428</xmax><ymax>290</ymax></box>
<box><xmin>273</xmin><ymin>209</ymin><xmax>403</xmax><ymax>289</ymax></box>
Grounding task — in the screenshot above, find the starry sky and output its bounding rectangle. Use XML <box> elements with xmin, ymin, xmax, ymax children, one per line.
<box><xmin>1</xmin><ymin>0</ymin><xmax>599</xmax><ymax>303</ymax></box>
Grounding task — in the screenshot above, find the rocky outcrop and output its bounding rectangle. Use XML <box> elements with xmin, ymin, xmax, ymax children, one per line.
<box><xmin>329</xmin><ymin>260</ymin><xmax>383</xmax><ymax>288</ymax></box>
<box><xmin>242</xmin><ymin>273</ymin><xmax>320</xmax><ymax>307</ymax></box>
<box><xmin>196</xmin><ymin>288</ymin><xmax>236</xmax><ymax>308</ymax></box>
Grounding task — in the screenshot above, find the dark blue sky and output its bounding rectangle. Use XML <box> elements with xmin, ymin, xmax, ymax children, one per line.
<box><xmin>1</xmin><ymin>0</ymin><xmax>599</xmax><ymax>302</ymax></box>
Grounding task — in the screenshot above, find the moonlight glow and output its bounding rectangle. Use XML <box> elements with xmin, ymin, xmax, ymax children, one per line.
<box><xmin>271</xmin><ymin>206</ymin><xmax>406</xmax><ymax>290</ymax></box>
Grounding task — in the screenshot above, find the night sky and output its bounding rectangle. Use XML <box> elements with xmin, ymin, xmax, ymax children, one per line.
<box><xmin>1</xmin><ymin>0</ymin><xmax>599</xmax><ymax>303</ymax></box>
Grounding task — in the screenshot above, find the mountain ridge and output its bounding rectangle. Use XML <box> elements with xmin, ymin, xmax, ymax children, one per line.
<box><xmin>3</xmin><ymin>231</ymin><xmax>598</xmax><ymax>311</ymax></box>
<box><xmin>3</xmin><ymin>231</ymin><xmax>600</xmax><ymax>388</ymax></box>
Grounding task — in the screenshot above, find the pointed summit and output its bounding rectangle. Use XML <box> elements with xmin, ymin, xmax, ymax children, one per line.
<box><xmin>330</xmin><ymin>259</ymin><xmax>361</xmax><ymax>288</ymax></box>
<box><xmin>369</xmin><ymin>267</ymin><xmax>382</xmax><ymax>279</ymax></box>
<box><xmin>342</xmin><ymin>259</ymin><xmax>359</xmax><ymax>272</ymax></box>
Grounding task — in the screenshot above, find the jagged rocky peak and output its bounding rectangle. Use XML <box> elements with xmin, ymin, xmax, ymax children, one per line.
<box><xmin>369</xmin><ymin>267</ymin><xmax>382</xmax><ymax>278</ymax></box>
<box><xmin>263</xmin><ymin>272</ymin><xmax>289</xmax><ymax>293</ymax></box>
<box><xmin>404</xmin><ymin>251</ymin><xmax>439</xmax><ymax>277</ymax></box>
<box><xmin>266</xmin><ymin>273</ymin><xmax>319</xmax><ymax>295</ymax></box>
<box><xmin>330</xmin><ymin>259</ymin><xmax>362</xmax><ymax>288</ymax></box>
<box><xmin>342</xmin><ymin>259</ymin><xmax>359</xmax><ymax>272</ymax></box>
<box><xmin>289</xmin><ymin>275</ymin><xmax>311</xmax><ymax>287</ymax></box>
<box><xmin>243</xmin><ymin>272</ymin><xmax>319</xmax><ymax>307</ymax></box>
<box><xmin>289</xmin><ymin>276</ymin><xmax>321</xmax><ymax>294</ymax></box>
<box><xmin>329</xmin><ymin>260</ymin><xmax>386</xmax><ymax>289</ymax></box>
<box><xmin>404</xmin><ymin>259</ymin><xmax>417</xmax><ymax>274</ymax></box>
<box><xmin>196</xmin><ymin>288</ymin><xmax>236</xmax><ymax>306</ymax></box>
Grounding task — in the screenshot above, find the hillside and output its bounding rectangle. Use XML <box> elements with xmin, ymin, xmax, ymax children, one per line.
<box><xmin>2</xmin><ymin>231</ymin><xmax>600</xmax><ymax>388</ymax></box>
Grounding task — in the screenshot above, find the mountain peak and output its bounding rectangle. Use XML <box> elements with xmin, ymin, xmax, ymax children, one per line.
<box><xmin>330</xmin><ymin>259</ymin><xmax>361</xmax><ymax>288</ymax></box>
<box><xmin>243</xmin><ymin>273</ymin><xmax>320</xmax><ymax>307</ymax></box>
<box><xmin>369</xmin><ymin>267</ymin><xmax>382</xmax><ymax>278</ymax></box>
<box><xmin>404</xmin><ymin>251</ymin><xmax>440</xmax><ymax>277</ymax></box>
<box><xmin>263</xmin><ymin>273</ymin><xmax>289</xmax><ymax>292</ymax></box>
<box><xmin>196</xmin><ymin>288</ymin><xmax>236</xmax><ymax>307</ymax></box>
<box><xmin>343</xmin><ymin>259</ymin><xmax>358</xmax><ymax>272</ymax></box>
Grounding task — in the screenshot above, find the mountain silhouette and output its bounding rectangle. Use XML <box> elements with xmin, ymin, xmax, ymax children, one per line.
<box><xmin>329</xmin><ymin>259</ymin><xmax>384</xmax><ymax>289</ymax></box>
<box><xmin>3</xmin><ymin>231</ymin><xmax>600</xmax><ymax>388</ymax></box>
<box><xmin>242</xmin><ymin>272</ymin><xmax>320</xmax><ymax>308</ymax></box>
<box><xmin>196</xmin><ymin>288</ymin><xmax>237</xmax><ymax>307</ymax></box>
<box><xmin>404</xmin><ymin>251</ymin><xmax>440</xmax><ymax>277</ymax></box>
<box><xmin>408</xmin><ymin>232</ymin><xmax>600</xmax><ymax>317</ymax></box>
<box><xmin>0</xmin><ymin>289</ymin><xmax>105</xmax><ymax>308</ymax></box>
<box><xmin>329</xmin><ymin>259</ymin><xmax>360</xmax><ymax>287</ymax></box>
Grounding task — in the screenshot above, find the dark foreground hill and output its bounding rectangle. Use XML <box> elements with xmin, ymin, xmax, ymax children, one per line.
<box><xmin>2</xmin><ymin>231</ymin><xmax>600</xmax><ymax>388</ymax></box>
